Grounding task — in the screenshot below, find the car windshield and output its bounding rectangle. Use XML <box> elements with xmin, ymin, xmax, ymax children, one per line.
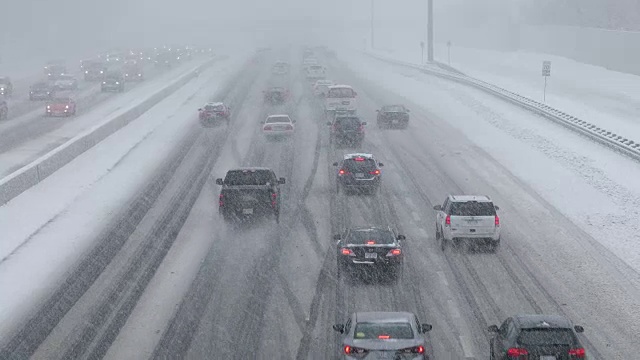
<box><xmin>205</xmin><ymin>105</ymin><xmax>224</xmax><ymax>111</ymax></box>
<box><xmin>517</xmin><ymin>329</ymin><xmax>575</xmax><ymax>346</ymax></box>
<box><xmin>266</xmin><ymin>116</ymin><xmax>289</xmax><ymax>124</ymax></box>
<box><xmin>347</xmin><ymin>229</ymin><xmax>395</xmax><ymax>244</ymax></box>
<box><xmin>353</xmin><ymin>322</ymin><xmax>414</xmax><ymax>339</ymax></box>
<box><xmin>449</xmin><ymin>201</ymin><xmax>495</xmax><ymax>216</ymax></box>
<box><xmin>223</xmin><ymin>170</ymin><xmax>272</xmax><ymax>185</ymax></box>
<box><xmin>327</xmin><ymin>88</ymin><xmax>355</xmax><ymax>98</ymax></box>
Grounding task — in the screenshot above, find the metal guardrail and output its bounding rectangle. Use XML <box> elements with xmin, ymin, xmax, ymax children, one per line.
<box><xmin>365</xmin><ymin>52</ymin><xmax>640</xmax><ymax>162</ymax></box>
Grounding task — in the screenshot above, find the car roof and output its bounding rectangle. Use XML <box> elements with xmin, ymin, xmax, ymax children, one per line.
<box><xmin>449</xmin><ymin>195</ymin><xmax>492</xmax><ymax>202</ymax></box>
<box><xmin>354</xmin><ymin>312</ymin><xmax>415</xmax><ymax>323</ymax></box>
<box><xmin>315</xmin><ymin>80</ymin><xmax>333</xmax><ymax>84</ymax></box>
<box><xmin>513</xmin><ymin>314</ymin><xmax>574</xmax><ymax>329</ymax></box>
<box><xmin>267</xmin><ymin>114</ymin><xmax>290</xmax><ymax>118</ymax></box>
<box><xmin>329</xmin><ymin>84</ymin><xmax>353</xmax><ymax>89</ymax></box>
<box><xmin>227</xmin><ymin>167</ymin><xmax>272</xmax><ymax>172</ymax></box>
<box><xmin>343</xmin><ymin>153</ymin><xmax>374</xmax><ymax>160</ymax></box>
<box><xmin>382</xmin><ymin>104</ymin><xmax>405</xmax><ymax>109</ymax></box>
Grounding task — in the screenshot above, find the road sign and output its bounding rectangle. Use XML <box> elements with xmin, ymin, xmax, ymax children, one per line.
<box><xmin>542</xmin><ymin>60</ymin><xmax>551</xmax><ymax>76</ymax></box>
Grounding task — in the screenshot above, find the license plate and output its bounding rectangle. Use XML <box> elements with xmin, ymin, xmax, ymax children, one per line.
<box><xmin>242</xmin><ymin>208</ymin><xmax>253</xmax><ymax>215</ymax></box>
<box><xmin>365</xmin><ymin>252</ymin><xmax>377</xmax><ymax>259</ymax></box>
<box><xmin>540</xmin><ymin>357</ymin><xmax>556</xmax><ymax>360</ymax></box>
<box><xmin>355</xmin><ymin>173</ymin><xmax>365</xmax><ymax>178</ymax></box>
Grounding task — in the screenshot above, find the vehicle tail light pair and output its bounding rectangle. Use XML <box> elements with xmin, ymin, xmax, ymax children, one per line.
<box><xmin>569</xmin><ymin>348</ymin><xmax>586</xmax><ymax>358</ymax></box>
<box><xmin>386</xmin><ymin>248</ymin><xmax>401</xmax><ymax>256</ymax></box>
<box><xmin>495</xmin><ymin>215</ymin><xmax>500</xmax><ymax>226</ymax></box>
<box><xmin>271</xmin><ymin>193</ymin><xmax>277</xmax><ymax>208</ymax></box>
<box><xmin>340</xmin><ymin>248</ymin><xmax>355</xmax><ymax>256</ymax></box>
<box><xmin>445</xmin><ymin>215</ymin><xmax>451</xmax><ymax>226</ymax></box>
<box><xmin>219</xmin><ymin>194</ymin><xmax>224</xmax><ymax>207</ymax></box>
<box><xmin>343</xmin><ymin>345</ymin><xmax>367</xmax><ymax>355</ymax></box>
<box><xmin>369</xmin><ymin>169</ymin><xmax>380</xmax><ymax>175</ymax></box>
<box><xmin>400</xmin><ymin>345</ymin><xmax>425</xmax><ymax>354</ymax></box>
<box><xmin>506</xmin><ymin>347</ymin><xmax>528</xmax><ymax>358</ymax></box>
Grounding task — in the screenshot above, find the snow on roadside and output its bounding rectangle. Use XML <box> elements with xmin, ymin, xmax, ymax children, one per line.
<box><xmin>337</xmin><ymin>49</ymin><xmax>640</xmax><ymax>273</ymax></box>
<box><xmin>372</xmin><ymin>43</ymin><xmax>640</xmax><ymax>142</ymax></box>
<box><xmin>0</xmin><ymin>50</ymin><xmax>251</xmax><ymax>338</ymax></box>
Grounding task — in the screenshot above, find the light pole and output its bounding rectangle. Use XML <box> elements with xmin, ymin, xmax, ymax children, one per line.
<box><xmin>370</xmin><ymin>0</ymin><xmax>375</xmax><ymax>49</ymax></box>
<box><xmin>427</xmin><ymin>0</ymin><xmax>433</xmax><ymax>62</ymax></box>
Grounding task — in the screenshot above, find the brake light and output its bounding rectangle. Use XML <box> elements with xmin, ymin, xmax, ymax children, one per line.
<box><xmin>343</xmin><ymin>345</ymin><xmax>351</xmax><ymax>354</ymax></box>
<box><xmin>400</xmin><ymin>345</ymin><xmax>425</xmax><ymax>354</ymax></box>
<box><xmin>495</xmin><ymin>215</ymin><xmax>500</xmax><ymax>226</ymax></box>
<box><xmin>369</xmin><ymin>169</ymin><xmax>380</xmax><ymax>175</ymax></box>
<box><xmin>344</xmin><ymin>346</ymin><xmax>366</xmax><ymax>355</ymax></box>
<box><xmin>340</xmin><ymin>248</ymin><xmax>355</xmax><ymax>256</ymax></box>
<box><xmin>264</xmin><ymin>125</ymin><xmax>272</xmax><ymax>131</ymax></box>
<box><xmin>569</xmin><ymin>348</ymin><xmax>586</xmax><ymax>358</ymax></box>
<box><xmin>366</xmin><ymin>240</ymin><xmax>376</xmax><ymax>245</ymax></box>
<box><xmin>338</xmin><ymin>169</ymin><xmax>349</xmax><ymax>176</ymax></box>
<box><xmin>445</xmin><ymin>215</ymin><xmax>451</xmax><ymax>226</ymax></box>
<box><xmin>387</xmin><ymin>248</ymin><xmax>401</xmax><ymax>256</ymax></box>
<box><xmin>354</xmin><ymin>157</ymin><xmax>365</xmax><ymax>161</ymax></box>
<box><xmin>219</xmin><ymin>194</ymin><xmax>224</xmax><ymax>207</ymax></box>
<box><xmin>271</xmin><ymin>193</ymin><xmax>277</xmax><ymax>207</ymax></box>
<box><xmin>506</xmin><ymin>348</ymin><xmax>528</xmax><ymax>357</ymax></box>
<box><xmin>378</xmin><ymin>335</ymin><xmax>390</xmax><ymax>339</ymax></box>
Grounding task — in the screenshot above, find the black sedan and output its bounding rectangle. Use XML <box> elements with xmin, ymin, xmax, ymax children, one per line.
<box><xmin>263</xmin><ymin>87</ymin><xmax>289</xmax><ymax>105</ymax></box>
<box><xmin>376</xmin><ymin>104</ymin><xmax>410</xmax><ymax>129</ymax></box>
<box><xmin>335</xmin><ymin>226</ymin><xmax>405</xmax><ymax>281</ymax></box>
<box><xmin>29</xmin><ymin>82</ymin><xmax>55</xmax><ymax>100</ymax></box>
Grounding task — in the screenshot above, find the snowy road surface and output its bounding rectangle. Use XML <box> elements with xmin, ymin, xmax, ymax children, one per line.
<box><xmin>1</xmin><ymin>48</ymin><xmax>638</xmax><ymax>360</ymax></box>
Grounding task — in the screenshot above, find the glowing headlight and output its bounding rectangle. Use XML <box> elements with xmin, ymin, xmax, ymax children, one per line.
<box><xmin>47</xmin><ymin>105</ymin><xmax>51</xmax><ymax>109</ymax></box>
<box><xmin>100</xmin><ymin>70</ymin><xmax>103</xmax><ymax>74</ymax></box>
<box><xmin>0</xmin><ymin>88</ymin><xmax>4</xmax><ymax>91</ymax></box>
<box><xmin>85</xmin><ymin>70</ymin><xmax>88</xmax><ymax>74</ymax></box>
<box><xmin>115</xmin><ymin>82</ymin><xmax>120</xmax><ymax>85</ymax></box>
<box><xmin>65</xmin><ymin>105</ymin><xmax>69</xmax><ymax>109</ymax></box>
<box><xmin>102</xmin><ymin>81</ymin><xmax>106</xmax><ymax>84</ymax></box>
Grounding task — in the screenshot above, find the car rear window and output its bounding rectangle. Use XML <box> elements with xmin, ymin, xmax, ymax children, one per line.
<box><xmin>224</xmin><ymin>170</ymin><xmax>273</xmax><ymax>186</ymax></box>
<box><xmin>266</xmin><ymin>116</ymin><xmax>289</xmax><ymax>124</ymax></box>
<box><xmin>517</xmin><ymin>329</ymin><xmax>576</xmax><ymax>346</ymax></box>
<box><xmin>348</xmin><ymin>229</ymin><xmax>395</xmax><ymax>245</ymax></box>
<box><xmin>343</xmin><ymin>159</ymin><xmax>377</xmax><ymax>172</ymax></box>
<box><xmin>327</xmin><ymin>88</ymin><xmax>355</xmax><ymax>98</ymax></box>
<box><xmin>382</xmin><ymin>105</ymin><xmax>405</xmax><ymax>112</ymax></box>
<box><xmin>354</xmin><ymin>322</ymin><xmax>414</xmax><ymax>339</ymax></box>
<box><xmin>335</xmin><ymin>117</ymin><xmax>361</xmax><ymax>129</ymax></box>
<box><xmin>449</xmin><ymin>201</ymin><xmax>496</xmax><ymax>216</ymax></box>
<box><xmin>205</xmin><ymin>105</ymin><xmax>224</xmax><ymax>111</ymax></box>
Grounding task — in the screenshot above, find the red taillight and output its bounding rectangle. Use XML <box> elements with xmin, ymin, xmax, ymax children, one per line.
<box><xmin>495</xmin><ymin>215</ymin><xmax>500</xmax><ymax>226</ymax></box>
<box><xmin>341</xmin><ymin>248</ymin><xmax>355</xmax><ymax>256</ymax></box>
<box><xmin>387</xmin><ymin>248</ymin><xmax>401</xmax><ymax>256</ymax></box>
<box><xmin>366</xmin><ymin>240</ymin><xmax>376</xmax><ymax>245</ymax></box>
<box><xmin>378</xmin><ymin>335</ymin><xmax>390</xmax><ymax>339</ymax></box>
<box><xmin>415</xmin><ymin>345</ymin><xmax>425</xmax><ymax>354</ymax></box>
<box><xmin>338</xmin><ymin>169</ymin><xmax>348</xmax><ymax>175</ymax></box>
<box><xmin>219</xmin><ymin>194</ymin><xmax>224</xmax><ymax>207</ymax></box>
<box><xmin>354</xmin><ymin>157</ymin><xmax>365</xmax><ymax>161</ymax></box>
<box><xmin>369</xmin><ymin>169</ymin><xmax>380</xmax><ymax>175</ymax></box>
<box><xmin>506</xmin><ymin>348</ymin><xmax>528</xmax><ymax>357</ymax></box>
<box><xmin>569</xmin><ymin>348</ymin><xmax>586</xmax><ymax>358</ymax></box>
<box><xmin>445</xmin><ymin>215</ymin><xmax>451</xmax><ymax>226</ymax></box>
<box><xmin>271</xmin><ymin>193</ymin><xmax>277</xmax><ymax>207</ymax></box>
<box><xmin>264</xmin><ymin>125</ymin><xmax>272</xmax><ymax>131</ymax></box>
<box><xmin>343</xmin><ymin>345</ymin><xmax>351</xmax><ymax>354</ymax></box>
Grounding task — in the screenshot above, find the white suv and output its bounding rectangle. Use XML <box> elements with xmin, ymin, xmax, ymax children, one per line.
<box><xmin>433</xmin><ymin>195</ymin><xmax>501</xmax><ymax>252</ymax></box>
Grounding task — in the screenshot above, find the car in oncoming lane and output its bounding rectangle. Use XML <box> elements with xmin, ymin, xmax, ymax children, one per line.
<box><xmin>52</xmin><ymin>75</ymin><xmax>78</xmax><ymax>91</ymax></box>
<box><xmin>0</xmin><ymin>76</ymin><xmax>13</xmax><ymax>96</ymax></box>
<box><xmin>335</xmin><ymin>226</ymin><xmax>404</xmax><ymax>281</ymax></box>
<box><xmin>488</xmin><ymin>314</ymin><xmax>586</xmax><ymax>360</ymax></box>
<box><xmin>333</xmin><ymin>153</ymin><xmax>383</xmax><ymax>195</ymax></box>
<box><xmin>46</xmin><ymin>96</ymin><xmax>76</xmax><ymax>117</ymax></box>
<box><xmin>29</xmin><ymin>82</ymin><xmax>55</xmax><ymax>100</ymax></box>
<box><xmin>433</xmin><ymin>194</ymin><xmax>501</xmax><ymax>252</ymax></box>
<box><xmin>262</xmin><ymin>114</ymin><xmax>295</xmax><ymax>138</ymax></box>
<box><xmin>333</xmin><ymin>311</ymin><xmax>433</xmax><ymax>360</ymax></box>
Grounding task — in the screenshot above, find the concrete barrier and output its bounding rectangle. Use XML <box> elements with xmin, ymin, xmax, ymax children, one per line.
<box><xmin>363</xmin><ymin>51</ymin><xmax>640</xmax><ymax>162</ymax></box>
<box><xmin>0</xmin><ymin>56</ymin><xmax>221</xmax><ymax>205</ymax></box>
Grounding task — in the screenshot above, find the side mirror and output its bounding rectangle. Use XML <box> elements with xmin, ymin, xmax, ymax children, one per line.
<box><xmin>278</xmin><ymin>177</ymin><xmax>286</xmax><ymax>184</ymax></box>
<box><xmin>378</xmin><ymin>162</ymin><xmax>384</xmax><ymax>167</ymax></box>
<box><xmin>361</xmin><ymin>122</ymin><xmax>367</xmax><ymax>126</ymax></box>
<box><xmin>215</xmin><ymin>178</ymin><xmax>224</xmax><ymax>185</ymax></box>
<box><xmin>332</xmin><ymin>324</ymin><xmax>345</xmax><ymax>333</ymax></box>
<box><xmin>494</xmin><ymin>205</ymin><xmax>500</xmax><ymax>211</ymax></box>
<box><xmin>419</xmin><ymin>324</ymin><xmax>432</xmax><ymax>333</ymax></box>
<box><xmin>326</xmin><ymin>121</ymin><xmax>332</xmax><ymax>126</ymax></box>
<box><xmin>397</xmin><ymin>235</ymin><xmax>406</xmax><ymax>240</ymax></box>
<box><xmin>332</xmin><ymin>162</ymin><xmax>339</xmax><ymax>166</ymax></box>
<box><xmin>574</xmin><ymin>325</ymin><xmax>584</xmax><ymax>333</ymax></box>
<box><xmin>333</xmin><ymin>234</ymin><xmax>341</xmax><ymax>240</ymax></box>
<box><xmin>487</xmin><ymin>325</ymin><xmax>499</xmax><ymax>333</ymax></box>
<box><xmin>433</xmin><ymin>205</ymin><xmax>442</xmax><ymax>211</ymax></box>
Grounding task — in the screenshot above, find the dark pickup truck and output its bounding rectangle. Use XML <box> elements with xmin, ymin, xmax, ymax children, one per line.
<box><xmin>216</xmin><ymin>167</ymin><xmax>285</xmax><ymax>223</ymax></box>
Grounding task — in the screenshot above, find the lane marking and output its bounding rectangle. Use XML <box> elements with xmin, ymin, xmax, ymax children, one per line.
<box><xmin>459</xmin><ymin>335</ymin><xmax>475</xmax><ymax>359</ymax></box>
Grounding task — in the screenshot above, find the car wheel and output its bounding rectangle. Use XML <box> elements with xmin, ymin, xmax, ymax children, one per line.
<box><xmin>489</xmin><ymin>343</ymin><xmax>495</xmax><ymax>360</ymax></box>
<box><xmin>440</xmin><ymin>230</ymin><xmax>447</xmax><ymax>251</ymax></box>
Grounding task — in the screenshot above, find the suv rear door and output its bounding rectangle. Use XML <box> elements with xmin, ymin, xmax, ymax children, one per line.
<box><xmin>342</xmin><ymin>158</ymin><xmax>378</xmax><ymax>183</ymax></box>
<box><xmin>448</xmin><ymin>201</ymin><xmax>496</xmax><ymax>236</ymax></box>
